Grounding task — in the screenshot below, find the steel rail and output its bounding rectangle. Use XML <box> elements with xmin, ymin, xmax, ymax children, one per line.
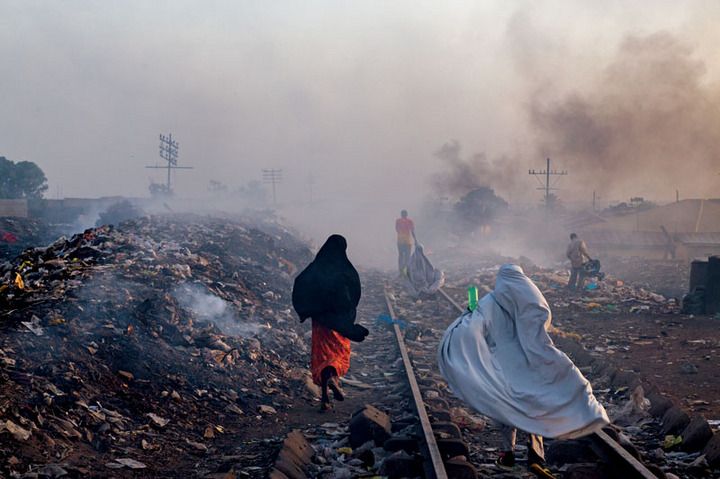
<box><xmin>436</xmin><ymin>286</ymin><xmax>659</xmax><ymax>479</ymax></box>
<box><xmin>384</xmin><ymin>287</ymin><xmax>448</xmax><ymax>479</ymax></box>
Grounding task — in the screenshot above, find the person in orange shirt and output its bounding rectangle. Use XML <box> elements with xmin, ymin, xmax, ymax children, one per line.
<box><xmin>395</xmin><ymin>210</ymin><xmax>416</xmax><ymax>275</ymax></box>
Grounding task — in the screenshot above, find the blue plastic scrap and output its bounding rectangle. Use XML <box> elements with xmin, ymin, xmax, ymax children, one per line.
<box><xmin>375</xmin><ymin>313</ymin><xmax>408</xmax><ymax>329</ymax></box>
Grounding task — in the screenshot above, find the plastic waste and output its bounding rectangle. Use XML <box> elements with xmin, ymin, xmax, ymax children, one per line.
<box><xmin>468</xmin><ymin>285</ymin><xmax>478</xmax><ymax>311</ymax></box>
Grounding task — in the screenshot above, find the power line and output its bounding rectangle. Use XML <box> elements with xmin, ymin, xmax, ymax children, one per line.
<box><xmin>145</xmin><ymin>133</ymin><xmax>193</xmax><ymax>195</ymax></box>
<box><xmin>262</xmin><ymin>168</ymin><xmax>282</xmax><ymax>205</ymax></box>
<box><xmin>528</xmin><ymin>157</ymin><xmax>568</xmax><ymax>212</ymax></box>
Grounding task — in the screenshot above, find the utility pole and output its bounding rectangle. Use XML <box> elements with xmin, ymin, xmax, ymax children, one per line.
<box><xmin>528</xmin><ymin>158</ymin><xmax>567</xmax><ymax>212</ymax></box>
<box><xmin>262</xmin><ymin>168</ymin><xmax>282</xmax><ymax>205</ymax></box>
<box><xmin>146</xmin><ymin>133</ymin><xmax>193</xmax><ymax>195</ymax></box>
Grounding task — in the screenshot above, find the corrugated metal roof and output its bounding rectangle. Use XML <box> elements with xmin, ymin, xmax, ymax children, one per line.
<box><xmin>585</xmin><ymin>199</ymin><xmax>720</xmax><ymax>233</ymax></box>
<box><xmin>580</xmin><ymin>230</ymin><xmax>720</xmax><ymax>247</ymax></box>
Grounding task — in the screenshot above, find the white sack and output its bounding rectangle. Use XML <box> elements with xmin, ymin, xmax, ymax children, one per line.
<box><xmin>406</xmin><ymin>244</ymin><xmax>445</xmax><ymax>296</ymax></box>
<box><xmin>437</xmin><ymin>264</ymin><xmax>609</xmax><ymax>439</ymax></box>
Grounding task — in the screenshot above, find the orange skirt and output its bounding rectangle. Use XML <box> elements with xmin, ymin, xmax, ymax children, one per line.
<box><xmin>311</xmin><ymin>321</ymin><xmax>351</xmax><ymax>385</ymax></box>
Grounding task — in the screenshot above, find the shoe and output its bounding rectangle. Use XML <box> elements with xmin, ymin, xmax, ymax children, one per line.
<box><xmin>529</xmin><ymin>463</ymin><xmax>556</xmax><ymax>479</ymax></box>
<box><xmin>327</xmin><ymin>376</ymin><xmax>345</xmax><ymax>401</ymax></box>
<box><xmin>495</xmin><ymin>451</ymin><xmax>515</xmax><ymax>469</ymax></box>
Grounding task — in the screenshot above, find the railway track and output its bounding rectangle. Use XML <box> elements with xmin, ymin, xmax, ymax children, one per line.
<box><xmin>378</xmin><ymin>283</ymin><xmax>661</xmax><ymax>478</ymax></box>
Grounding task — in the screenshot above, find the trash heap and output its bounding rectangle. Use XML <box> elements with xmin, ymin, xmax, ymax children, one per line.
<box><xmin>0</xmin><ymin>214</ymin><xmax>313</xmax><ymax>478</ymax></box>
<box><xmin>535</xmin><ymin>272</ymin><xmax>681</xmax><ymax>315</ymax></box>
<box><xmin>0</xmin><ymin>217</ymin><xmax>60</xmax><ymax>263</ymax></box>
<box><xmin>601</xmin><ymin>256</ymin><xmax>690</xmax><ymax>299</ymax></box>
<box><xmin>443</xmin><ymin>265</ymin><xmax>680</xmax><ymax>316</ymax></box>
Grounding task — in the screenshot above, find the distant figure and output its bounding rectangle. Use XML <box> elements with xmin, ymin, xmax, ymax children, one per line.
<box><xmin>566</xmin><ymin>233</ymin><xmax>593</xmax><ymax>291</ymax></box>
<box><xmin>438</xmin><ymin>264</ymin><xmax>609</xmax><ymax>479</ymax></box>
<box><xmin>395</xmin><ymin>210</ymin><xmax>416</xmax><ymax>275</ymax></box>
<box><xmin>292</xmin><ymin>235</ymin><xmax>369</xmax><ymax>410</ymax></box>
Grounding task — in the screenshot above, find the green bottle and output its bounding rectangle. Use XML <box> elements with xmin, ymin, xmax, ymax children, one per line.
<box><xmin>467</xmin><ymin>285</ymin><xmax>479</xmax><ymax>312</ymax></box>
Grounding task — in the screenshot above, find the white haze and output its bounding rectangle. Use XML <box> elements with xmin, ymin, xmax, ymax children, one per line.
<box><xmin>174</xmin><ymin>284</ymin><xmax>260</xmax><ymax>337</ymax></box>
<box><xmin>1</xmin><ymin>1</ymin><xmax>719</xmax><ymax>267</ymax></box>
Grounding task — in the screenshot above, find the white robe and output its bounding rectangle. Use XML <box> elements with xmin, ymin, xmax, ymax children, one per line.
<box><xmin>437</xmin><ymin>264</ymin><xmax>609</xmax><ymax>439</ymax></box>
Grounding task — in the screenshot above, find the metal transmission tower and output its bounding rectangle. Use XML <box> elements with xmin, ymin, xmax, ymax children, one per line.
<box><xmin>146</xmin><ymin>133</ymin><xmax>193</xmax><ymax>195</ymax></box>
<box><xmin>529</xmin><ymin>157</ymin><xmax>568</xmax><ymax>211</ymax></box>
<box><xmin>262</xmin><ymin>168</ymin><xmax>282</xmax><ymax>205</ymax></box>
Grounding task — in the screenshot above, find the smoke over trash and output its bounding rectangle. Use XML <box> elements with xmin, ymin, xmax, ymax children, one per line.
<box><xmin>431</xmin><ymin>140</ymin><xmax>518</xmax><ymax>199</ymax></box>
<box><xmin>528</xmin><ymin>31</ymin><xmax>720</xmax><ymax>201</ymax></box>
<box><xmin>173</xmin><ymin>284</ymin><xmax>261</xmax><ymax>338</ymax></box>
<box><xmin>2</xmin><ymin>2</ymin><xmax>720</xmax><ymax>477</ymax></box>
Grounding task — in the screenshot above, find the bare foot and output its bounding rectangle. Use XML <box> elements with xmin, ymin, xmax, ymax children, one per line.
<box><xmin>328</xmin><ymin>376</ymin><xmax>345</xmax><ymax>401</ymax></box>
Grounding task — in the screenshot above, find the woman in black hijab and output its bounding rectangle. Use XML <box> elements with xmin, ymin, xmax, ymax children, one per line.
<box><xmin>292</xmin><ymin>234</ymin><xmax>368</xmax><ymax>410</ymax></box>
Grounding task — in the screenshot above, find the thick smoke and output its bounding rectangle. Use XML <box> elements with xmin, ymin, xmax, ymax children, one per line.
<box><xmin>431</xmin><ymin>140</ymin><xmax>518</xmax><ymax>199</ymax></box>
<box><xmin>529</xmin><ymin>32</ymin><xmax>720</xmax><ymax>201</ymax></box>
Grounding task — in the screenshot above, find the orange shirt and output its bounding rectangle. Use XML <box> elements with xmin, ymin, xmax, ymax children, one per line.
<box><xmin>396</xmin><ymin>217</ymin><xmax>415</xmax><ymax>245</ymax></box>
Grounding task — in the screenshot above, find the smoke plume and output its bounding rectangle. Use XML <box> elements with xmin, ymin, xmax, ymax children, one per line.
<box><xmin>431</xmin><ymin>140</ymin><xmax>518</xmax><ymax>199</ymax></box>
<box><xmin>174</xmin><ymin>284</ymin><xmax>260</xmax><ymax>338</ymax></box>
<box><xmin>529</xmin><ymin>31</ymin><xmax>720</xmax><ymax>201</ymax></box>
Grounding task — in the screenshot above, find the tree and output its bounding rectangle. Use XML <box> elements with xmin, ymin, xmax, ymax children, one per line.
<box><xmin>0</xmin><ymin>157</ymin><xmax>48</xmax><ymax>199</ymax></box>
<box><xmin>453</xmin><ymin>187</ymin><xmax>508</xmax><ymax>234</ymax></box>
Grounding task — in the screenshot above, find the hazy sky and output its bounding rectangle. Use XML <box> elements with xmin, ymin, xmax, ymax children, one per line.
<box><xmin>1</xmin><ymin>0</ymin><xmax>719</xmax><ymax>205</ymax></box>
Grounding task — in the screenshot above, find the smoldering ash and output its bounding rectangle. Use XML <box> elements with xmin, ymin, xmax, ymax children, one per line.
<box><xmin>173</xmin><ymin>284</ymin><xmax>260</xmax><ymax>338</ymax></box>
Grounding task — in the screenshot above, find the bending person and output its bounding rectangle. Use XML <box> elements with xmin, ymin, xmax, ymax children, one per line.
<box><xmin>566</xmin><ymin>233</ymin><xmax>593</xmax><ymax>291</ymax></box>
<box><xmin>292</xmin><ymin>235</ymin><xmax>369</xmax><ymax>410</ymax></box>
<box><xmin>438</xmin><ymin>264</ymin><xmax>609</xmax><ymax>478</ymax></box>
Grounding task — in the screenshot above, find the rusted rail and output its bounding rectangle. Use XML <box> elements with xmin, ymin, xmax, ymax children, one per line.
<box><xmin>436</xmin><ymin>286</ymin><xmax>660</xmax><ymax>479</ymax></box>
<box><xmin>384</xmin><ymin>287</ymin><xmax>448</xmax><ymax>479</ymax></box>
<box><xmin>592</xmin><ymin>430</ymin><xmax>658</xmax><ymax>479</ymax></box>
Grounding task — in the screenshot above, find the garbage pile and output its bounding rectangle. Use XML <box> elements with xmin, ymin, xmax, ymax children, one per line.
<box><xmin>600</xmin><ymin>256</ymin><xmax>689</xmax><ymax>299</ymax></box>
<box><xmin>0</xmin><ymin>218</ymin><xmax>60</xmax><ymax>263</ymax></box>
<box><xmin>0</xmin><ymin>214</ymin><xmax>314</xmax><ymax>478</ymax></box>
<box><xmin>443</xmin><ymin>265</ymin><xmax>680</xmax><ymax>316</ymax></box>
<box><xmin>537</xmin><ymin>272</ymin><xmax>681</xmax><ymax>315</ymax></box>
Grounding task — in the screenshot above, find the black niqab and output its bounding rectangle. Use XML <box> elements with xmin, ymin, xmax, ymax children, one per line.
<box><xmin>292</xmin><ymin>234</ymin><xmax>368</xmax><ymax>342</ymax></box>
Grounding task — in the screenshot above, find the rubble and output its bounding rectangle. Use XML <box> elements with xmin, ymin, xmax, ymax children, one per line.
<box><xmin>348</xmin><ymin>404</ymin><xmax>391</xmax><ymax>448</ymax></box>
<box><xmin>0</xmin><ymin>214</ymin><xmax>313</xmax><ymax>477</ymax></box>
<box><xmin>0</xmin><ymin>217</ymin><xmax>61</xmax><ymax>263</ymax></box>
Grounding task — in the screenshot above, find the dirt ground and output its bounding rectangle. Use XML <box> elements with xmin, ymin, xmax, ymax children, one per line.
<box><xmin>553</xmin><ymin>310</ymin><xmax>720</xmax><ymax>420</ymax></box>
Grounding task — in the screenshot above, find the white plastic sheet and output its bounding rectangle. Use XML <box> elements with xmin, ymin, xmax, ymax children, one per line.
<box><xmin>405</xmin><ymin>244</ymin><xmax>444</xmax><ymax>296</ymax></box>
<box><xmin>437</xmin><ymin>264</ymin><xmax>609</xmax><ymax>439</ymax></box>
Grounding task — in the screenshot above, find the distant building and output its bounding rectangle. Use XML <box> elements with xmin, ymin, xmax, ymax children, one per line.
<box><xmin>0</xmin><ymin>199</ymin><xmax>28</xmax><ymax>218</ymax></box>
<box><xmin>568</xmin><ymin>199</ymin><xmax>720</xmax><ymax>260</ymax></box>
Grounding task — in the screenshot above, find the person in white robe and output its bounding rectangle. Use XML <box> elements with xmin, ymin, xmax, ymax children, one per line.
<box><xmin>438</xmin><ymin>264</ymin><xmax>609</xmax><ymax>476</ymax></box>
